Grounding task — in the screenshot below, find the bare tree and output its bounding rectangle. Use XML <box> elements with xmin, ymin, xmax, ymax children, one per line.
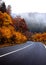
<box><xmin>7</xmin><ymin>5</ymin><xmax>11</xmax><ymax>14</ymax></box>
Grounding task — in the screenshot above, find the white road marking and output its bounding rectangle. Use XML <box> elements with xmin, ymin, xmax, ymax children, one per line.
<box><xmin>45</xmin><ymin>46</ymin><xmax>46</xmax><ymax>48</ymax></box>
<box><xmin>0</xmin><ymin>44</ymin><xmax>33</xmax><ymax>58</ymax></box>
<box><xmin>44</xmin><ymin>45</ymin><xmax>46</xmax><ymax>48</ymax></box>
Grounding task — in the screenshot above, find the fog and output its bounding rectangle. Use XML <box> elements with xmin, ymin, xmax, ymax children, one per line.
<box><xmin>12</xmin><ymin>13</ymin><xmax>46</xmax><ymax>32</ymax></box>
<box><xmin>2</xmin><ymin>0</ymin><xmax>46</xmax><ymax>32</ymax></box>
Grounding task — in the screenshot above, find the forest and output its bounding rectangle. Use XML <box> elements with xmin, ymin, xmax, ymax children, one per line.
<box><xmin>0</xmin><ymin>1</ymin><xmax>46</xmax><ymax>47</ymax></box>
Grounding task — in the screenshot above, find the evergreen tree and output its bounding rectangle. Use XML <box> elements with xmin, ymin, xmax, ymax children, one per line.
<box><xmin>0</xmin><ymin>2</ymin><xmax>6</xmax><ymax>13</ymax></box>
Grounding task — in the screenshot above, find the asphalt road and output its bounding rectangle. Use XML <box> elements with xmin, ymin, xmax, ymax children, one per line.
<box><xmin>0</xmin><ymin>41</ymin><xmax>46</xmax><ymax>65</ymax></box>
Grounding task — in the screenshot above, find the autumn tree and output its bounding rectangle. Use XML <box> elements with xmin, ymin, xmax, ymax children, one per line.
<box><xmin>0</xmin><ymin>11</ymin><xmax>27</xmax><ymax>45</ymax></box>
<box><xmin>13</xmin><ymin>17</ymin><xmax>28</xmax><ymax>33</ymax></box>
<box><xmin>31</xmin><ymin>33</ymin><xmax>46</xmax><ymax>45</ymax></box>
<box><xmin>0</xmin><ymin>1</ymin><xmax>27</xmax><ymax>46</ymax></box>
<box><xmin>6</xmin><ymin>5</ymin><xmax>11</xmax><ymax>15</ymax></box>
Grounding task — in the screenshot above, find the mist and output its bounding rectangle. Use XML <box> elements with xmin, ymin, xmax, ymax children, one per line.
<box><xmin>11</xmin><ymin>13</ymin><xmax>46</xmax><ymax>32</ymax></box>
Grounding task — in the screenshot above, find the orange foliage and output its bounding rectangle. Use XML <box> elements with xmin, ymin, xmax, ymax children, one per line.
<box><xmin>0</xmin><ymin>11</ymin><xmax>4</xmax><ymax>18</ymax></box>
<box><xmin>0</xmin><ymin>11</ymin><xmax>27</xmax><ymax>44</ymax></box>
<box><xmin>1</xmin><ymin>26</ymin><xmax>12</xmax><ymax>38</ymax></box>
<box><xmin>13</xmin><ymin>31</ymin><xmax>27</xmax><ymax>44</ymax></box>
<box><xmin>31</xmin><ymin>33</ymin><xmax>46</xmax><ymax>45</ymax></box>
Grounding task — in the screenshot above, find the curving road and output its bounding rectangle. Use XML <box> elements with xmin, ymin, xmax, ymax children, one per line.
<box><xmin>0</xmin><ymin>41</ymin><xmax>46</xmax><ymax>65</ymax></box>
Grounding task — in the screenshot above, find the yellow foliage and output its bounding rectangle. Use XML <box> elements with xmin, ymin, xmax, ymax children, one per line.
<box><xmin>0</xmin><ymin>11</ymin><xmax>4</xmax><ymax>19</ymax></box>
<box><xmin>3</xmin><ymin>12</ymin><xmax>12</xmax><ymax>24</ymax></box>
<box><xmin>31</xmin><ymin>33</ymin><xmax>46</xmax><ymax>45</ymax></box>
<box><xmin>13</xmin><ymin>32</ymin><xmax>27</xmax><ymax>44</ymax></box>
<box><xmin>1</xmin><ymin>26</ymin><xmax>12</xmax><ymax>38</ymax></box>
<box><xmin>0</xmin><ymin>11</ymin><xmax>13</xmax><ymax>26</ymax></box>
<box><xmin>8</xmin><ymin>25</ymin><xmax>15</xmax><ymax>32</ymax></box>
<box><xmin>0</xmin><ymin>11</ymin><xmax>27</xmax><ymax>44</ymax></box>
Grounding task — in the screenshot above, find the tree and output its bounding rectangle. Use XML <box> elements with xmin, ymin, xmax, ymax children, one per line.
<box><xmin>0</xmin><ymin>12</ymin><xmax>27</xmax><ymax>45</ymax></box>
<box><xmin>13</xmin><ymin>17</ymin><xmax>28</xmax><ymax>32</ymax></box>
<box><xmin>0</xmin><ymin>2</ymin><xmax>6</xmax><ymax>13</ymax></box>
<box><xmin>6</xmin><ymin>5</ymin><xmax>11</xmax><ymax>15</ymax></box>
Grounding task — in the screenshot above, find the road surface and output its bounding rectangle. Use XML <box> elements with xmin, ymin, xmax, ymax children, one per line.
<box><xmin>0</xmin><ymin>41</ymin><xmax>46</xmax><ymax>65</ymax></box>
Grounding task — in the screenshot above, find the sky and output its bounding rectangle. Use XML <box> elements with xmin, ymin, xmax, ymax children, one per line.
<box><xmin>3</xmin><ymin>0</ymin><xmax>46</xmax><ymax>14</ymax></box>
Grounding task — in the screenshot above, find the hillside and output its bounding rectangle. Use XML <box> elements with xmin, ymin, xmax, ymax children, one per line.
<box><xmin>0</xmin><ymin>1</ymin><xmax>46</xmax><ymax>48</ymax></box>
<box><xmin>0</xmin><ymin>11</ymin><xmax>27</xmax><ymax>47</ymax></box>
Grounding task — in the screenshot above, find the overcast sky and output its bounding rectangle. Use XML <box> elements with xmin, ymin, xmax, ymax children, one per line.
<box><xmin>3</xmin><ymin>0</ymin><xmax>46</xmax><ymax>14</ymax></box>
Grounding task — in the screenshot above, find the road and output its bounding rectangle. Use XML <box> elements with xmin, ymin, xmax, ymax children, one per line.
<box><xmin>0</xmin><ymin>41</ymin><xmax>46</xmax><ymax>65</ymax></box>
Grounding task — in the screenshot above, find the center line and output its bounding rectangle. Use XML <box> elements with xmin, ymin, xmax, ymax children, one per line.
<box><xmin>0</xmin><ymin>44</ymin><xmax>33</xmax><ymax>58</ymax></box>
